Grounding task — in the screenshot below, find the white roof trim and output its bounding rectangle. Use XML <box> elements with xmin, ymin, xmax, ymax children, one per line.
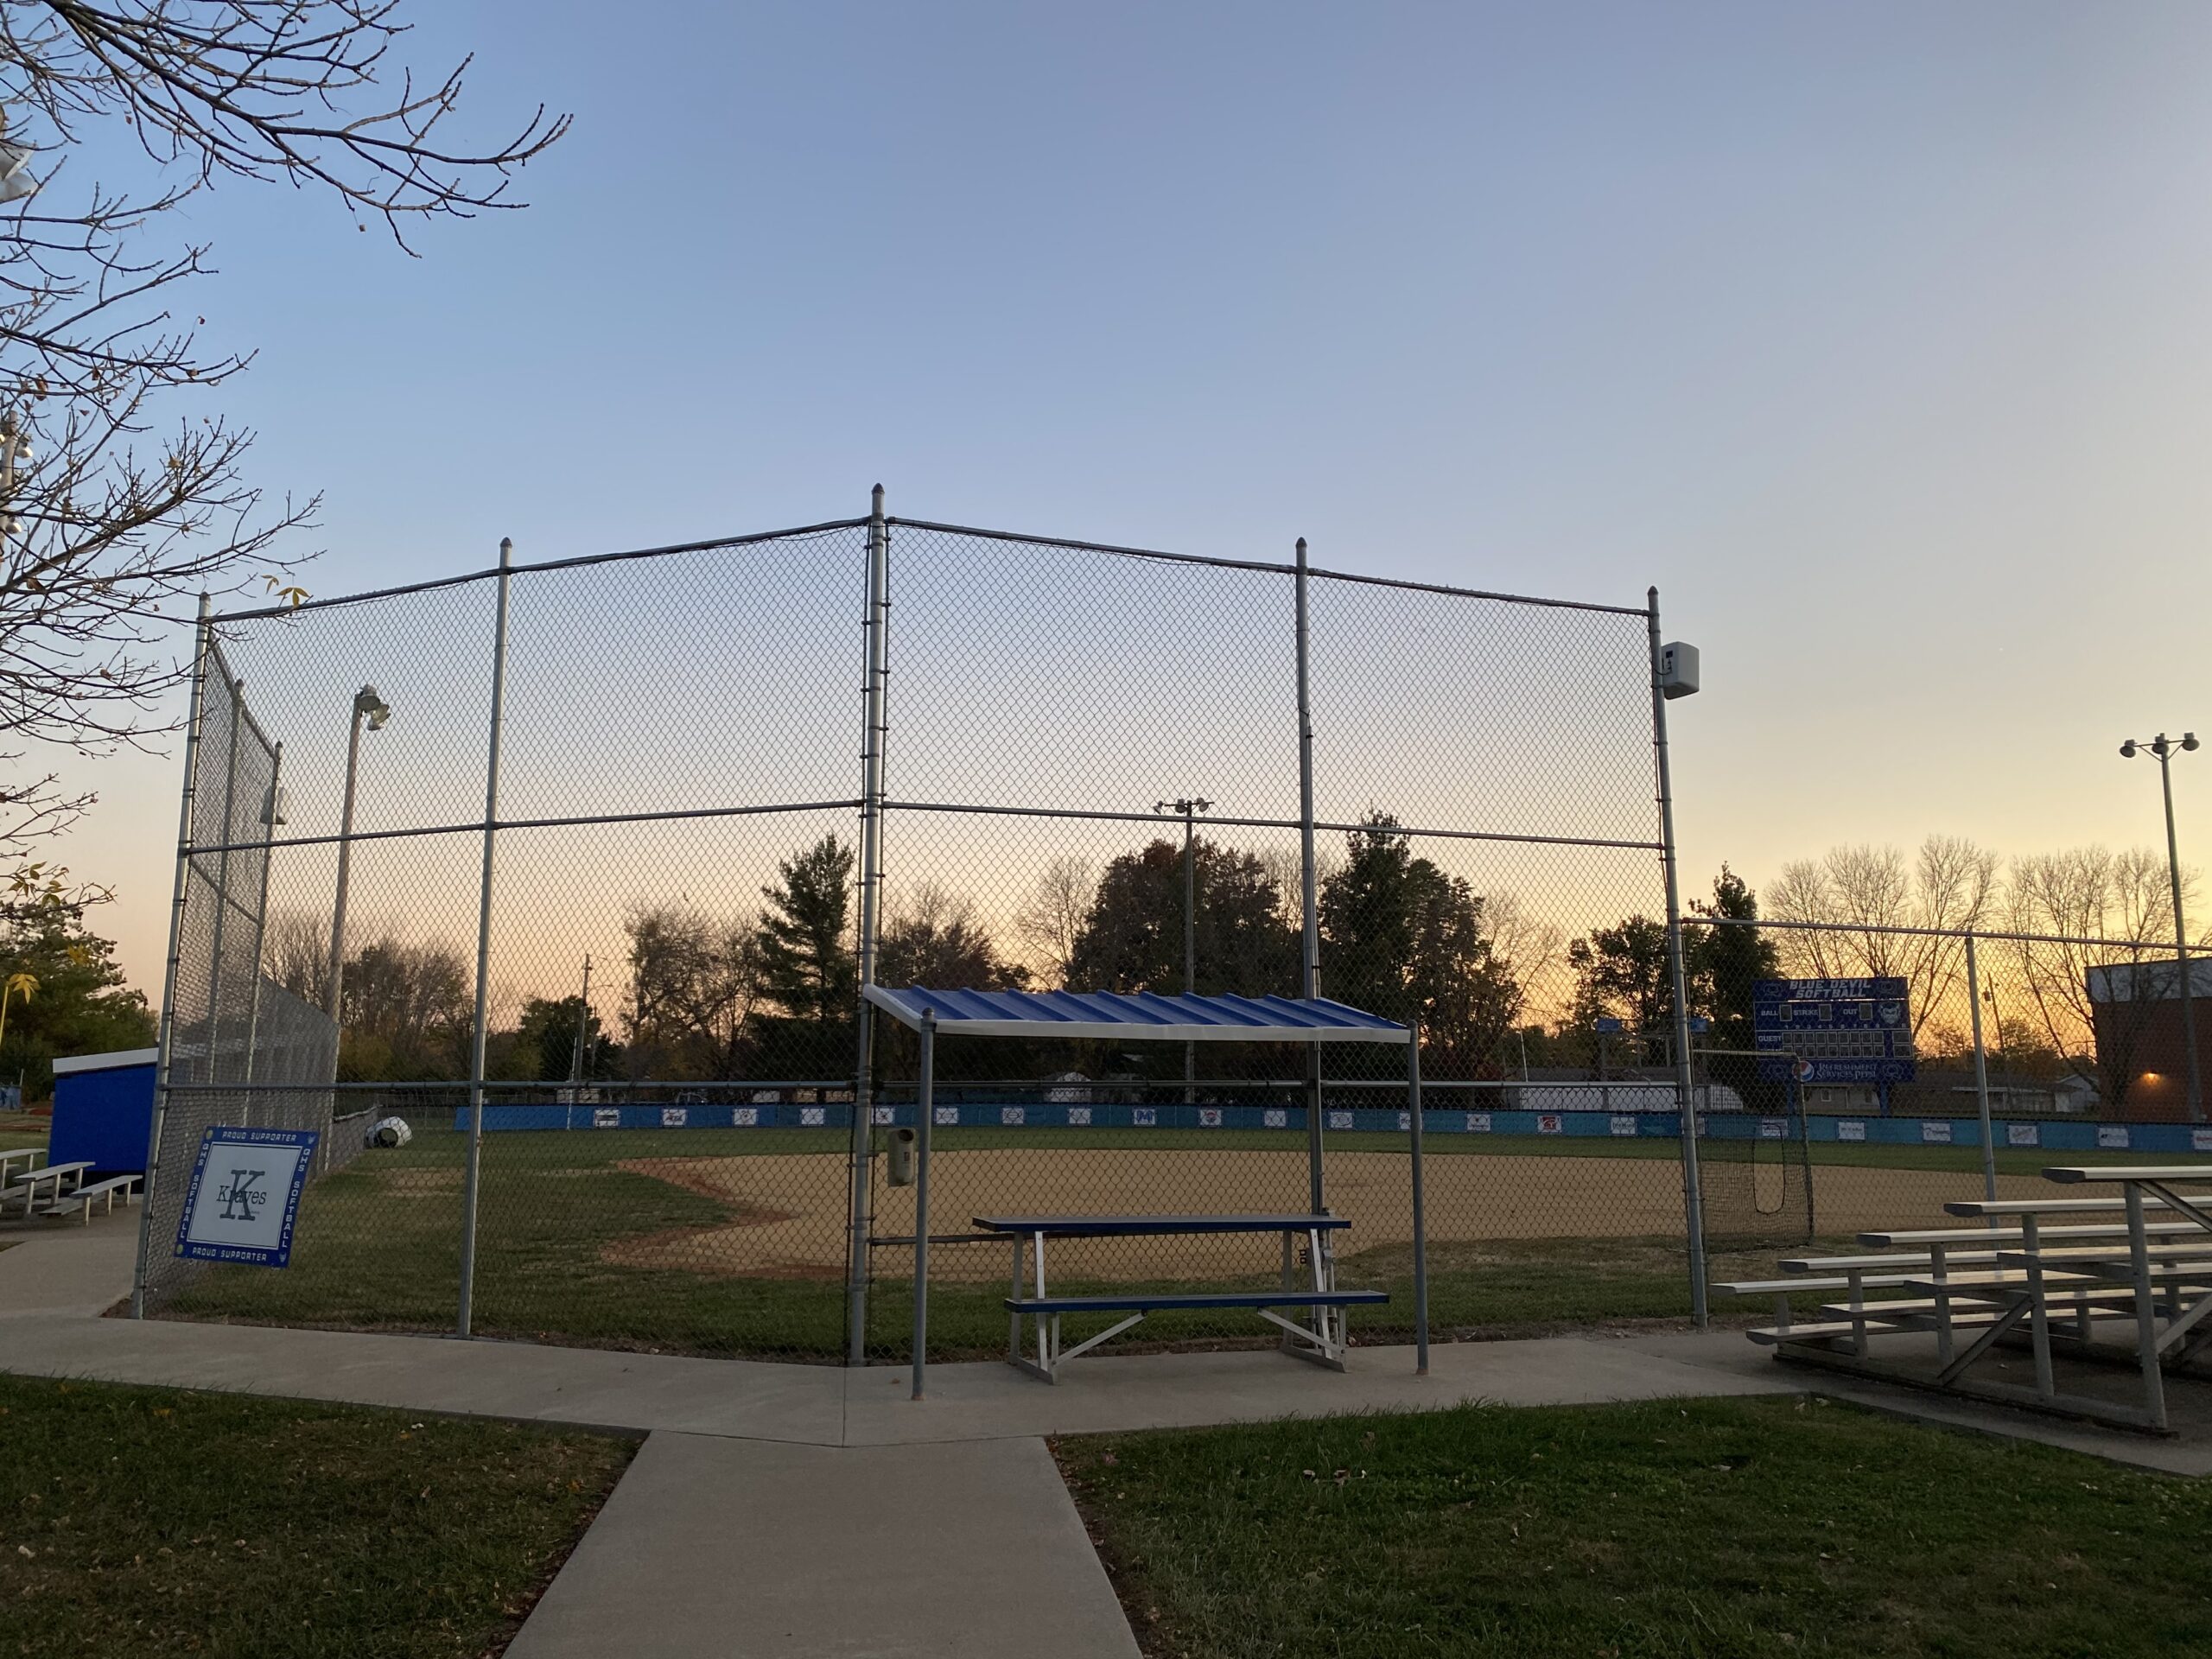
<box><xmin>52</xmin><ymin>1047</ymin><xmax>161</xmax><ymax>1075</ymax></box>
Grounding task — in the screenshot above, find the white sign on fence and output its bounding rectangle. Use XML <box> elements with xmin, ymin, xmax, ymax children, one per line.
<box><xmin>2006</xmin><ymin>1122</ymin><xmax>2038</xmax><ymax>1147</ymax></box>
<box><xmin>1837</xmin><ymin>1121</ymin><xmax>1866</xmax><ymax>1141</ymax></box>
<box><xmin>1922</xmin><ymin>1121</ymin><xmax>1953</xmax><ymax>1144</ymax></box>
<box><xmin>2097</xmin><ymin>1125</ymin><xmax>2129</xmax><ymax>1149</ymax></box>
<box><xmin>173</xmin><ymin>1127</ymin><xmax>318</xmax><ymax>1268</ymax></box>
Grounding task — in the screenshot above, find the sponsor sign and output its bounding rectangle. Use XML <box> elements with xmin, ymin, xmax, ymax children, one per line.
<box><xmin>871</xmin><ymin>1105</ymin><xmax>894</xmax><ymax>1126</ymax></box>
<box><xmin>1262</xmin><ymin>1109</ymin><xmax>1287</xmax><ymax>1128</ymax></box>
<box><xmin>751</xmin><ymin>1090</ymin><xmax>780</xmax><ymax>1104</ymax></box>
<box><xmin>934</xmin><ymin>1105</ymin><xmax>958</xmax><ymax>1126</ymax></box>
<box><xmin>1921</xmin><ymin>1121</ymin><xmax>1953</xmax><ymax>1144</ymax></box>
<box><xmin>1066</xmin><ymin>1107</ymin><xmax>1093</xmax><ymax>1127</ymax></box>
<box><xmin>1837</xmin><ymin>1120</ymin><xmax>1866</xmax><ymax>1141</ymax></box>
<box><xmin>1465</xmin><ymin>1112</ymin><xmax>1492</xmax><ymax>1133</ymax></box>
<box><xmin>794</xmin><ymin>1090</ymin><xmax>818</xmax><ymax>1104</ymax></box>
<box><xmin>823</xmin><ymin>1090</ymin><xmax>855</xmax><ymax>1103</ymax></box>
<box><xmin>799</xmin><ymin>1106</ymin><xmax>825</xmax><ymax>1127</ymax></box>
<box><xmin>1398</xmin><ymin>1111</ymin><xmax>1412</xmax><ymax>1131</ymax></box>
<box><xmin>733</xmin><ymin>1107</ymin><xmax>759</xmax><ymax>1127</ymax></box>
<box><xmin>1754</xmin><ymin>976</ymin><xmax>1916</xmax><ymax>1084</ymax></box>
<box><xmin>1001</xmin><ymin>1106</ymin><xmax>1027</xmax><ymax>1126</ymax></box>
<box><xmin>2195</xmin><ymin>1128</ymin><xmax>2212</xmax><ymax>1154</ymax></box>
<box><xmin>1198</xmin><ymin>1108</ymin><xmax>1223</xmax><ymax>1128</ymax></box>
<box><xmin>661</xmin><ymin>1107</ymin><xmax>687</xmax><ymax>1128</ymax></box>
<box><xmin>1328</xmin><ymin>1110</ymin><xmax>1354</xmax><ymax>1131</ymax></box>
<box><xmin>173</xmin><ymin>1127</ymin><xmax>318</xmax><ymax>1268</ymax></box>
<box><xmin>1609</xmin><ymin>1115</ymin><xmax>1637</xmax><ymax>1137</ymax></box>
<box><xmin>2097</xmin><ymin>1125</ymin><xmax>2130</xmax><ymax>1150</ymax></box>
<box><xmin>1537</xmin><ymin>1114</ymin><xmax>1564</xmax><ymax>1135</ymax></box>
<box><xmin>593</xmin><ymin>1108</ymin><xmax>620</xmax><ymax>1128</ymax></box>
<box><xmin>1132</xmin><ymin>1107</ymin><xmax>1158</xmax><ymax>1127</ymax></box>
<box><xmin>2006</xmin><ymin>1122</ymin><xmax>2038</xmax><ymax>1147</ymax></box>
<box><xmin>1758</xmin><ymin>1117</ymin><xmax>1788</xmax><ymax>1140</ymax></box>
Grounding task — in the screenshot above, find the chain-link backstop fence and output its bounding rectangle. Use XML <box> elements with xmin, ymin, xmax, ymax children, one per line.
<box><xmin>130</xmin><ymin>497</ymin><xmax>2206</xmax><ymax>1364</ymax></box>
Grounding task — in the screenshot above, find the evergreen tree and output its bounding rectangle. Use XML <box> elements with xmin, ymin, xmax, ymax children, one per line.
<box><xmin>753</xmin><ymin>836</ymin><xmax>857</xmax><ymax>1077</ymax></box>
<box><xmin>1066</xmin><ymin>837</ymin><xmax>1297</xmax><ymax>998</ymax></box>
<box><xmin>0</xmin><ymin>893</ymin><xmax>154</xmax><ymax>1097</ymax></box>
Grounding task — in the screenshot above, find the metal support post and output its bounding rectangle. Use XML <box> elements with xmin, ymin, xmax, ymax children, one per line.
<box><xmin>132</xmin><ymin>594</ymin><xmax>214</xmax><ymax>1319</ymax></box>
<box><xmin>849</xmin><ymin>485</ymin><xmax>892</xmax><ymax>1363</ymax></box>
<box><xmin>1966</xmin><ymin>934</ymin><xmax>1999</xmax><ymax>1216</ymax></box>
<box><xmin>1408</xmin><ymin>1028</ymin><xmax>1428</xmax><ymax>1376</ymax></box>
<box><xmin>456</xmin><ymin>537</ymin><xmax>515</xmax><ymax>1338</ymax></box>
<box><xmin>1648</xmin><ymin>588</ymin><xmax>1708</xmax><ymax>1329</ymax></box>
<box><xmin>567</xmin><ymin>954</ymin><xmax>594</xmax><ymax>1090</ymax></box>
<box><xmin>2157</xmin><ymin>746</ymin><xmax>2204</xmax><ymax>1123</ymax></box>
<box><xmin>240</xmin><ymin>741</ymin><xmax>284</xmax><ymax>1133</ymax></box>
<box><xmin>1294</xmin><ymin>537</ymin><xmax>1325</xmax><ymax>1215</ymax></box>
<box><xmin>1183</xmin><ymin>800</ymin><xmax>1197</xmax><ymax>1103</ymax></box>
<box><xmin>912</xmin><ymin>1012</ymin><xmax>935</xmax><ymax>1401</ymax></box>
<box><xmin>202</xmin><ymin>669</ymin><xmax>246</xmax><ymax>1084</ymax></box>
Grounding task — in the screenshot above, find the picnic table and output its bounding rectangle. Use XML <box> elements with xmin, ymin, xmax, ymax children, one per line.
<box><xmin>970</xmin><ymin>1213</ymin><xmax>1389</xmax><ymax>1383</ymax></box>
<box><xmin>3</xmin><ymin>1160</ymin><xmax>89</xmax><ymax>1218</ymax></box>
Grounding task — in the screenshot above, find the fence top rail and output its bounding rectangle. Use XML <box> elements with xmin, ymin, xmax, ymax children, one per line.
<box><xmin>211</xmin><ymin>517</ymin><xmax>875</xmax><ymax>622</ymax></box>
<box><xmin>207</xmin><ymin>510</ymin><xmax>1649</xmax><ymax>625</ymax></box>
<box><xmin>1684</xmin><ymin>912</ymin><xmax>2183</xmax><ymax>956</ymax></box>
<box><xmin>886</xmin><ymin>515</ymin><xmax>1653</xmax><ymax>617</ymax></box>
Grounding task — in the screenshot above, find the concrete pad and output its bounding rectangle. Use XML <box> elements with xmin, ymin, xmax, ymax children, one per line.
<box><xmin>841</xmin><ymin>1332</ymin><xmax>1801</xmax><ymax>1445</ymax></box>
<box><xmin>506</xmin><ymin>1432</ymin><xmax>1139</xmax><ymax>1659</ymax></box>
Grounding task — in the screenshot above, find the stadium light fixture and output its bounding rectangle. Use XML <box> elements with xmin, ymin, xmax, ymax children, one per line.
<box><xmin>2119</xmin><ymin>731</ymin><xmax>2202</xmax><ymax>1122</ymax></box>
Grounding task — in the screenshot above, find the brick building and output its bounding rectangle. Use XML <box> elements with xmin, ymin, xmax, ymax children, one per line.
<box><xmin>2087</xmin><ymin>957</ymin><xmax>2212</xmax><ymax>1121</ymax></box>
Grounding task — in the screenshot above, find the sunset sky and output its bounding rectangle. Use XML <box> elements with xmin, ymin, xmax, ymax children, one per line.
<box><xmin>27</xmin><ymin>1</ymin><xmax>2212</xmax><ymax>998</ymax></box>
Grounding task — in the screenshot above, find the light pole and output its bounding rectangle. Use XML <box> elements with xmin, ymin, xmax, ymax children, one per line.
<box><xmin>2120</xmin><ymin>732</ymin><xmax>2202</xmax><ymax>1123</ymax></box>
<box><xmin>1154</xmin><ymin>796</ymin><xmax>1212</xmax><ymax>1102</ymax></box>
<box><xmin>567</xmin><ymin>954</ymin><xmax>594</xmax><ymax>1096</ymax></box>
<box><xmin>327</xmin><ymin>685</ymin><xmax>391</xmax><ymax>1024</ymax></box>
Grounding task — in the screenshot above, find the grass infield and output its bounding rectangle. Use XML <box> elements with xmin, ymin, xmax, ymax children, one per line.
<box><xmin>1056</xmin><ymin>1395</ymin><xmax>2212</xmax><ymax>1659</ymax></box>
<box><xmin>0</xmin><ymin>1374</ymin><xmax>632</xmax><ymax>1656</ymax></box>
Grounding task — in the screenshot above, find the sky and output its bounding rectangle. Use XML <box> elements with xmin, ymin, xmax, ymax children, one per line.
<box><xmin>24</xmin><ymin>0</ymin><xmax>2212</xmax><ymax>997</ymax></box>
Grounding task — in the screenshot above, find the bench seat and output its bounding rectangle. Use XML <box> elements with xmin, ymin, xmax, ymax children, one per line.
<box><xmin>1007</xmin><ymin>1289</ymin><xmax>1389</xmax><ymax>1316</ymax></box>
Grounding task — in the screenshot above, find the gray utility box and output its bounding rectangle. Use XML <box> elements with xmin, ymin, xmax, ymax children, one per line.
<box><xmin>885</xmin><ymin>1125</ymin><xmax>918</xmax><ymax>1186</ymax></box>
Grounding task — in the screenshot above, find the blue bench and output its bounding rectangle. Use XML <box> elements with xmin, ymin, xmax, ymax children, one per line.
<box><xmin>972</xmin><ymin>1213</ymin><xmax>1387</xmax><ymax>1382</ymax></box>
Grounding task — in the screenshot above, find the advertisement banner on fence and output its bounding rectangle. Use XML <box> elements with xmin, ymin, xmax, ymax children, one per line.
<box><xmin>2007</xmin><ymin>1122</ymin><xmax>2038</xmax><ymax>1147</ymax></box>
<box><xmin>173</xmin><ymin>1127</ymin><xmax>318</xmax><ymax>1268</ymax></box>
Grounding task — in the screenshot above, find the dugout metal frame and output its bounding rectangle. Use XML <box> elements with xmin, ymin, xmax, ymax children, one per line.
<box><xmin>861</xmin><ymin>985</ymin><xmax>1429</xmax><ymax>1398</ymax></box>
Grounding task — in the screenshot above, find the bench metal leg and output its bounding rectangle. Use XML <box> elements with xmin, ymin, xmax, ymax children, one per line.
<box><xmin>2125</xmin><ymin>1187</ymin><xmax>2170</xmax><ymax>1433</ymax></box>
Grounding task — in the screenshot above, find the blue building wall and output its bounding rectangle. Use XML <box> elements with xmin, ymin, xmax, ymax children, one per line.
<box><xmin>49</xmin><ymin>1062</ymin><xmax>157</xmax><ymax>1174</ymax></box>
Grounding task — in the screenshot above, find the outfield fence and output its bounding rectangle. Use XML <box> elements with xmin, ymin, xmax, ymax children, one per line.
<box><xmin>128</xmin><ymin>493</ymin><xmax>2210</xmax><ymax>1363</ymax></box>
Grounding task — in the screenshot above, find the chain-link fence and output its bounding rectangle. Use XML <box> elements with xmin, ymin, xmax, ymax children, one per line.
<box><xmin>130</xmin><ymin>498</ymin><xmax>1757</xmax><ymax>1362</ymax></box>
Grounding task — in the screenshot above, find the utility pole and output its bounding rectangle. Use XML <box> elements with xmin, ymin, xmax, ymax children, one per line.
<box><xmin>567</xmin><ymin>954</ymin><xmax>594</xmax><ymax>1094</ymax></box>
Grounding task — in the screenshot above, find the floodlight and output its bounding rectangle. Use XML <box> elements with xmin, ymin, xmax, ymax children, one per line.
<box><xmin>354</xmin><ymin>684</ymin><xmax>391</xmax><ymax>729</ymax></box>
<box><xmin>2121</xmin><ymin>741</ymin><xmax>2138</xmax><ymax>759</ymax></box>
<box><xmin>2187</xmin><ymin>734</ymin><xmax>2201</xmax><ymax>753</ymax></box>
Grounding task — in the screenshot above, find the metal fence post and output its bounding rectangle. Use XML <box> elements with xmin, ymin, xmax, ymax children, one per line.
<box><xmin>1966</xmin><ymin>932</ymin><xmax>1999</xmax><ymax>1217</ymax></box>
<box><xmin>1408</xmin><ymin>1026</ymin><xmax>1428</xmax><ymax>1376</ymax></box>
<box><xmin>912</xmin><ymin>1010</ymin><xmax>935</xmax><ymax>1401</ymax></box>
<box><xmin>1294</xmin><ymin>537</ymin><xmax>1325</xmax><ymax>1216</ymax></box>
<box><xmin>456</xmin><ymin>537</ymin><xmax>515</xmax><ymax>1338</ymax></box>
<box><xmin>240</xmin><ymin>741</ymin><xmax>284</xmax><ymax>1131</ymax></box>
<box><xmin>132</xmin><ymin>594</ymin><xmax>214</xmax><ymax>1319</ymax></box>
<box><xmin>848</xmin><ymin>485</ymin><xmax>891</xmax><ymax>1363</ymax></box>
<box><xmin>202</xmin><ymin>668</ymin><xmax>246</xmax><ymax>1086</ymax></box>
<box><xmin>1648</xmin><ymin>587</ymin><xmax>1709</xmax><ymax>1330</ymax></box>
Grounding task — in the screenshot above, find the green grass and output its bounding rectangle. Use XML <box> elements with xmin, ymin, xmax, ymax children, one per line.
<box><xmin>0</xmin><ymin>1374</ymin><xmax>632</xmax><ymax>1656</ymax></box>
<box><xmin>1056</xmin><ymin>1395</ymin><xmax>2212</xmax><ymax>1659</ymax></box>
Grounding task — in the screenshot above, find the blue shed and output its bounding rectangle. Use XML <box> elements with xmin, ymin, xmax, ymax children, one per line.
<box><xmin>49</xmin><ymin>1047</ymin><xmax>159</xmax><ymax>1176</ymax></box>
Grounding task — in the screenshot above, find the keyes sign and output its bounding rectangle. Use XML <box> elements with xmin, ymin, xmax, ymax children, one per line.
<box><xmin>173</xmin><ymin>1126</ymin><xmax>319</xmax><ymax>1268</ymax></box>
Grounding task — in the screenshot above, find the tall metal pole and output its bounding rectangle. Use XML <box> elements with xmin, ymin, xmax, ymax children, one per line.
<box><xmin>1183</xmin><ymin>801</ymin><xmax>1197</xmax><ymax>1101</ymax></box>
<box><xmin>2157</xmin><ymin>741</ymin><xmax>2203</xmax><ymax>1124</ymax></box>
<box><xmin>1294</xmin><ymin>537</ymin><xmax>1325</xmax><ymax>1216</ymax></box>
<box><xmin>240</xmin><ymin>741</ymin><xmax>284</xmax><ymax>1131</ymax></box>
<box><xmin>456</xmin><ymin>537</ymin><xmax>515</xmax><ymax>1338</ymax></box>
<box><xmin>1648</xmin><ymin>588</ymin><xmax>1708</xmax><ymax>1329</ymax></box>
<box><xmin>567</xmin><ymin>954</ymin><xmax>594</xmax><ymax>1089</ymax></box>
<box><xmin>1966</xmin><ymin>932</ymin><xmax>1999</xmax><ymax>1216</ymax></box>
<box><xmin>327</xmin><ymin>702</ymin><xmax>368</xmax><ymax>1022</ymax></box>
<box><xmin>203</xmin><ymin>668</ymin><xmax>246</xmax><ymax>1083</ymax></box>
<box><xmin>911</xmin><ymin>1011</ymin><xmax>935</xmax><ymax>1402</ymax></box>
<box><xmin>1408</xmin><ymin>1027</ymin><xmax>1428</xmax><ymax>1376</ymax></box>
<box><xmin>132</xmin><ymin>594</ymin><xmax>214</xmax><ymax>1319</ymax></box>
<box><xmin>848</xmin><ymin>485</ymin><xmax>891</xmax><ymax>1363</ymax></box>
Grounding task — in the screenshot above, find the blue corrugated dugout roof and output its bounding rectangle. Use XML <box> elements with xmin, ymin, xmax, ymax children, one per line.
<box><xmin>862</xmin><ymin>986</ymin><xmax>1409</xmax><ymax>1044</ymax></box>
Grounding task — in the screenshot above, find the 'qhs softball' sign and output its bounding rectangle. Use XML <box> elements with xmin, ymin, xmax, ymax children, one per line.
<box><xmin>173</xmin><ymin>1126</ymin><xmax>318</xmax><ymax>1268</ymax></box>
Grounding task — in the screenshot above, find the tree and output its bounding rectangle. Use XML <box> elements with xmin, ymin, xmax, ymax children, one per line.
<box><xmin>1067</xmin><ymin>836</ymin><xmax>1297</xmax><ymax>998</ymax></box>
<box><xmin>1689</xmin><ymin>866</ymin><xmax>1783</xmax><ymax>1106</ymax></box>
<box><xmin>331</xmin><ymin>931</ymin><xmax>468</xmax><ymax>1080</ymax></box>
<box><xmin>622</xmin><ymin>902</ymin><xmax>765</xmax><ymax>1080</ymax></box>
<box><xmin>0</xmin><ymin>887</ymin><xmax>152</xmax><ymax>1095</ymax></box>
<box><xmin>879</xmin><ymin>883</ymin><xmax>1027</xmax><ymax>993</ymax></box>
<box><xmin>1567</xmin><ymin>916</ymin><xmax>1672</xmax><ymax>1065</ymax></box>
<box><xmin>753</xmin><ymin>835</ymin><xmax>856</xmax><ymax>1076</ymax></box>
<box><xmin>514</xmin><ymin>994</ymin><xmax>618</xmax><ymax>1084</ymax></box>
<box><xmin>1319</xmin><ymin>815</ymin><xmax>1522</xmax><ymax>1076</ymax></box>
<box><xmin>1013</xmin><ymin>855</ymin><xmax>1092</xmax><ymax>987</ymax></box>
<box><xmin>1765</xmin><ymin>836</ymin><xmax>1996</xmax><ymax>1040</ymax></box>
<box><xmin>0</xmin><ymin>3</ymin><xmax>564</xmax><ymax>870</ymax></box>
<box><xmin>2003</xmin><ymin>845</ymin><xmax>2206</xmax><ymax>1111</ymax></box>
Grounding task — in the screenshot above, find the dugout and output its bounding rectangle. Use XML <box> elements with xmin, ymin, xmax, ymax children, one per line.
<box><xmin>49</xmin><ymin>1047</ymin><xmax>160</xmax><ymax>1176</ymax></box>
<box><xmin>862</xmin><ymin>985</ymin><xmax>1430</xmax><ymax>1396</ymax></box>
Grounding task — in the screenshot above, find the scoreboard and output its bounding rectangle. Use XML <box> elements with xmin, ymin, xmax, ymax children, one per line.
<box><xmin>1753</xmin><ymin>976</ymin><xmax>1915</xmax><ymax>1084</ymax></box>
